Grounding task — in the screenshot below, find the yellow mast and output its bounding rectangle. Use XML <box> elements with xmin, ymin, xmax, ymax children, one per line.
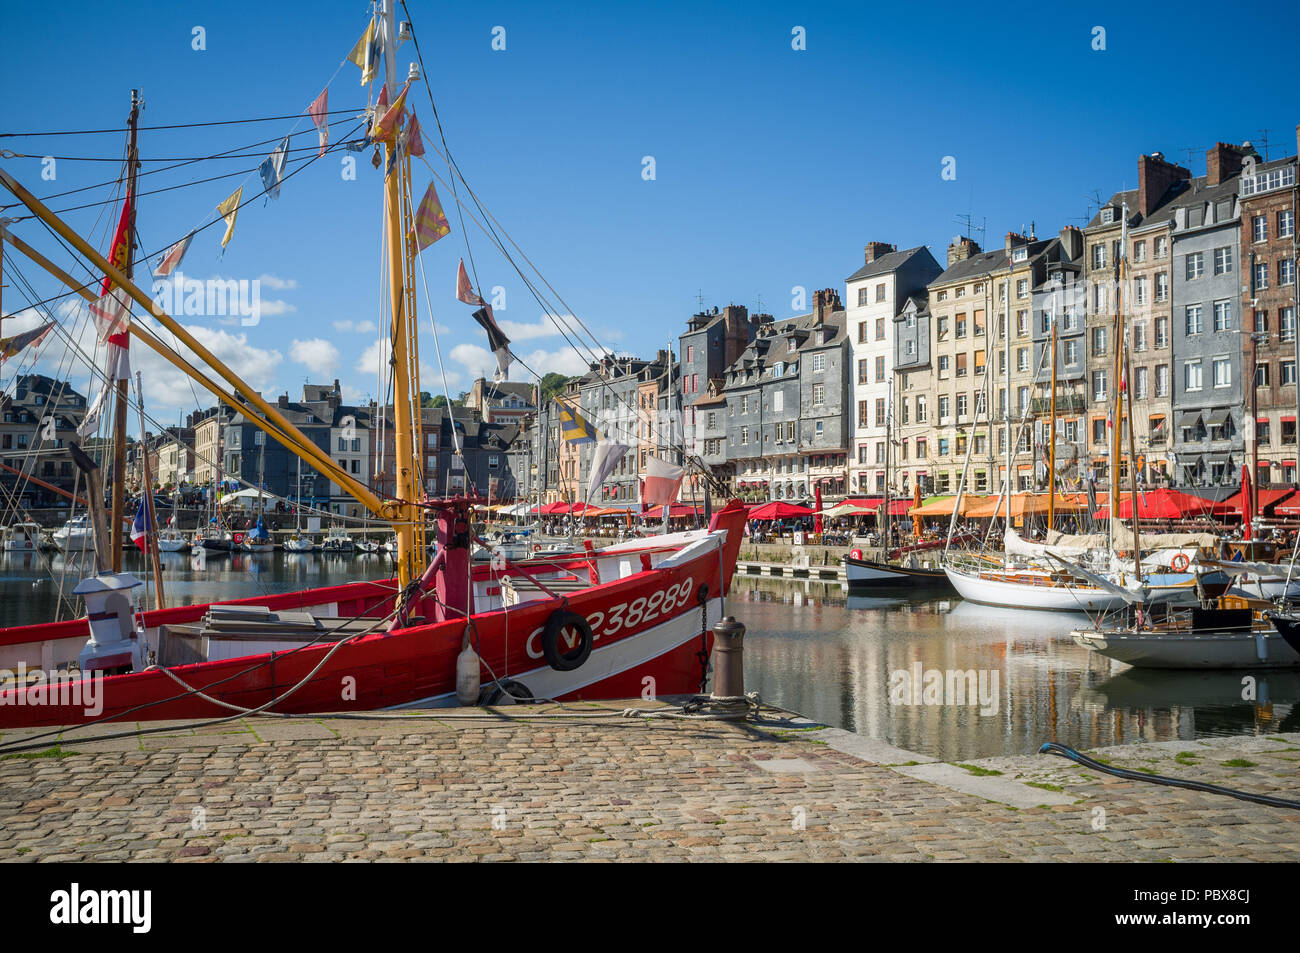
<box><xmin>380</xmin><ymin>0</ymin><xmax>420</xmax><ymax>589</ymax></box>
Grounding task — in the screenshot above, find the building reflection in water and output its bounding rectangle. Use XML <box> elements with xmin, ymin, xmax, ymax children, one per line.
<box><xmin>730</xmin><ymin>576</ymin><xmax>1299</xmax><ymax>761</ymax></box>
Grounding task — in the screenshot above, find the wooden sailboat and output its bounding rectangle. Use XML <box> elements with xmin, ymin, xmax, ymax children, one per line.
<box><xmin>0</xmin><ymin>2</ymin><xmax>748</xmax><ymax>726</ymax></box>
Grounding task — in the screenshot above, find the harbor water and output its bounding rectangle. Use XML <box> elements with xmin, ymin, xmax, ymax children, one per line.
<box><xmin>2</xmin><ymin>550</ymin><xmax>1295</xmax><ymax>761</ymax></box>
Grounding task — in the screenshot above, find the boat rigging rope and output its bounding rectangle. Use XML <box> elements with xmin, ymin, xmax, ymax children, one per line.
<box><xmin>1039</xmin><ymin>741</ymin><xmax>1300</xmax><ymax>811</ymax></box>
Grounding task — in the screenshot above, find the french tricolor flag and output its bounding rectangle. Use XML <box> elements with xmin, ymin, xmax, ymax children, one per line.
<box><xmin>130</xmin><ymin>500</ymin><xmax>151</xmax><ymax>553</ymax></box>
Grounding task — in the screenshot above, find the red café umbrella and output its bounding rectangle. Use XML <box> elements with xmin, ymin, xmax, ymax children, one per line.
<box><xmin>814</xmin><ymin>485</ymin><xmax>823</xmax><ymax>536</ymax></box>
<box><xmin>747</xmin><ymin>501</ymin><xmax>814</xmax><ymax>521</ymax></box>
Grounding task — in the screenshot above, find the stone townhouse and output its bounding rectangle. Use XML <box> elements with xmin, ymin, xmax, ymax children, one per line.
<box><xmin>892</xmin><ymin>292</ymin><xmax>933</xmax><ymax>494</ymax></box>
<box><xmin>723</xmin><ymin>291</ymin><xmax>846</xmax><ymax>501</ymax></box>
<box><xmin>0</xmin><ymin>374</ymin><xmax>87</xmax><ymax>509</ymax></box>
<box><xmin>845</xmin><ymin>242</ymin><xmax>942</xmax><ymax>495</ymax></box>
<box><xmin>1170</xmin><ymin>144</ymin><xmax>1251</xmax><ymax>487</ymax></box>
<box><xmin>370</xmin><ymin>404</ymin><xmax>517</xmax><ymax>504</ymax></box>
<box><xmin>1239</xmin><ymin>133</ymin><xmax>1299</xmax><ymax>486</ymax></box>
<box><xmin>924</xmin><ymin>232</ymin><xmax>1051</xmax><ymax>496</ymax></box>
<box><xmin>153</xmin><ymin>425</ymin><xmax>195</xmax><ymax>488</ymax></box>
<box><xmin>678</xmin><ymin>304</ymin><xmax>756</xmax><ymax>497</ymax></box>
<box><xmin>1029</xmin><ymin>229</ymin><xmax>1088</xmax><ymax>490</ymax></box>
<box><xmin>1082</xmin><ymin>152</ymin><xmax>1191</xmax><ymax>490</ymax></box>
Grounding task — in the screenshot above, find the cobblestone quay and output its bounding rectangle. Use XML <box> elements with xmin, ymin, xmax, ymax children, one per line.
<box><xmin>1</xmin><ymin>702</ymin><xmax>1298</xmax><ymax>862</ymax></box>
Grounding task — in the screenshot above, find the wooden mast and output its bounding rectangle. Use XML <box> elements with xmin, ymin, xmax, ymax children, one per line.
<box><xmin>110</xmin><ymin>90</ymin><xmax>140</xmax><ymax>570</ymax></box>
<box><xmin>134</xmin><ymin>370</ymin><xmax>165</xmax><ymax>607</ymax></box>
<box><xmin>1048</xmin><ymin>298</ymin><xmax>1057</xmax><ymax>531</ymax></box>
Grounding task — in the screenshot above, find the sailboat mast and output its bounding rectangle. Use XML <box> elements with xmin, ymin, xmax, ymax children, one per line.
<box><xmin>1002</xmin><ymin>274</ymin><xmax>1011</xmax><ymax>544</ymax></box>
<box><xmin>134</xmin><ymin>371</ymin><xmax>164</xmax><ymax>607</ymax></box>
<box><xmin>380</xmin><ymin>0</ymin><xmax>416</xmax><ymax>589</ymax></box>
<box><xmin>1048</xmin><ymin>299</ymin><xmax>1057</xmax><ymax>531</ymax></box>
<box><xmin>1118</xmin><ymin>203</ymin><xmax>1142</xmax><ymax>581</ymax></box>
<box><xmin>110</xmin><ymin>90</ymin><xmax>140</xmax><ymax>570</ymax></box>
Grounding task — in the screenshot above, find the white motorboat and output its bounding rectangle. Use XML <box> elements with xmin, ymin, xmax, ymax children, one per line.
<box><xmin>284</xmin><ymin>534</ymin><xmax>316</xmax><ymax>552</ymax></box>
<box><xmin>52</xmin><ymin>516</ymin><xmax>94</xmax><ymax>552</ymax></box>
<box><xmin>157</xmin><ymin>529</ymin><xmax>189</xmax><ymax>552</ymax></box>
<box><xmin>2</xmin><ymin>522</ymin><xmax>41</xmax><ymax>552</ymax></box>
<box><xmin>355</xmin><ymin>538</ymin><xmax>382</xmax><ymax>554</ymax></box>
<box><xmin>321</xmin><ymin>526</ymin><xmax>354</xmax><ymax>553</ymax></box>
<box><xmin>1073</xmin><ymin>604</ymin><xmax>1300</xmax><ymax>669</ymax></box>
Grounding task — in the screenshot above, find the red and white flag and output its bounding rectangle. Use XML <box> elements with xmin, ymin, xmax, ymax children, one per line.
<box><xmin>456</xmin><ymin>258</ymin><xmax>484</xmax><ymax>307</ymax></box>
<box><xmin>308</xmin><ymin>88</ymin><xmax>329</xmax><ymax>158</ymax></box>
<box><xmin>153</xmin><ymin>231</ymin><xmax>194</xmax><ymax>278</ymax></box>
<box><xmin>88</xmin><ymin>286</ymin><xmax>131</xmax><ymax>343</ymax></box>
<box><xmin>406</xmin><ymin>111</ymin><xmax>426</xmax><ymax>158</ymax></box>
<box><xmin>642</xmin><ymin>455</ymin><xmax>685</xmax><ymax>507</ymax></box>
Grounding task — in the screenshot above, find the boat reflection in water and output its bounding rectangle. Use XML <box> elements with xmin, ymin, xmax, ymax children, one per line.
<box><xmin>729</xmin><ymin>578</ymin><xmax>1297</xmax><ymax>760</ymax></box>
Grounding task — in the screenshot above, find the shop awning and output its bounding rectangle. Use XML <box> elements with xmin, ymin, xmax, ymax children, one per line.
<box><xmin>1177</xmin><ymin>412</ymin><xmax>1202</xmax><ymax>428</ymax></box>
<box><xmin>1204</xmin><ymin>408</ymin><xmax>1231</xmax><ymax>428</ymax></box>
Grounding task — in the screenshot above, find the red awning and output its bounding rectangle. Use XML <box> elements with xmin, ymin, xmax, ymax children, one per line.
<box><xmin>747</xmin><ymin>501</ymin><xmax>814</xmax><ymax>520</ymax></box>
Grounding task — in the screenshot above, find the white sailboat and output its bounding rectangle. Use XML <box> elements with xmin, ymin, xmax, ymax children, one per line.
<box><xmin>2</xmin><ymin>521</ymin><xmax>41</xmax><ymax>552</ymax></box>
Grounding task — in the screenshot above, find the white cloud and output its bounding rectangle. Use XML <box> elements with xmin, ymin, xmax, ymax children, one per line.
<box><xmin>258</xmin><ymin>299</ymin><xmax>296</xmax><ymax>317</ymax></box>
<box><xmin>332</xmin><ymin>319</ymin><xmax>379</xmax><ymax>334</ymax></box>
<box><xmin>258</xmin><ymin>274</ymin><xmax>298</xmax><ymax>290</ymax></box>
<box><xmin>290</xmin><ymin>338</ymin><xmax>340</xmax><ymax>376</ymax></box>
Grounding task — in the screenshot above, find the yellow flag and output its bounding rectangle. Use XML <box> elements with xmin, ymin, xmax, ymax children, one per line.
<box><xmin>348</xmin><ymin>18</ymin><xmax>379</xmax><ymax>86</ymax></box>
<box><xmin>216</xmin><ymin>187</ymin><xmax>243</xmax><ymax>249</ymax></box>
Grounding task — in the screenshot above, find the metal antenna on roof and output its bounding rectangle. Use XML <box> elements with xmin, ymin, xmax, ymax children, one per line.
<box><xmin>1256</xmin><ymin>129</ymin><xmax>1271</xmax><ymax>162</ymax></box>
<box><xmin>954</xmin><ymin>213</ymin><xmax>985</xmax><ymax>244</ymax></box>
<box><xmin>755</xmin><ymin>292</ymin><xmax>765</xmax><ymax>313</ymax></box>
<box><xmin>696</xmin><ymin>289</ymin><xmax>705</xmax><ymax>310</ymax></box>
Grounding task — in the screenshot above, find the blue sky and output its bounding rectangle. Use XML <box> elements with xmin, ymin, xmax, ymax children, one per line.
<box><xmin>2</xmin><ymin>0</ymin><xmax>1297</xmax><ymax>431</ymax></box>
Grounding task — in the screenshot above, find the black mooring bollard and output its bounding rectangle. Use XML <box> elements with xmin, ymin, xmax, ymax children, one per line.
<box><xmin>711</xmin><ymin>616</ymin><xmax>746</xmax><ymax>699</ymax></box>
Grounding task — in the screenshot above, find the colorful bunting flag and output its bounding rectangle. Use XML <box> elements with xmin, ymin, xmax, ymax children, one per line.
<box><xmin>373</xmin><ymin>80</ymin><xmax>409</xmax><ymax>141</ymax></box>
<box><xmin>0</xmin><ymin>321</ymin><xmax>55</xmax><ymax>364</ymax></box>
<box><xmin>411</xmin><ymin>180</ymin><xmax>450</xmax><ymax>250</ymax></box>
<box><xmin>308</xmin><ymin>88</ymin><xmax>329</xmax><ymax>158</ymax></box>
<box><xmin>153</xmin><ymin>231</ymin><xmax>194</xmax><ymax>278</ymax></box>
<box><xmin>259</xmin><ymin>135</ymin><xmax>289</xmax><ymax>200</ymax></box>
<box><xmin>216</xmin><ymin>187</ymin><xmax>243</xmax><ymax>249</ymax></box>
<box><xmin>557</xmin><ymin>398</ymin><xmax>598</xmax><ymax>445</ymax></box>
<box><xmin>642</xmin><ymin>455</ymin><xmax>685</xmax><ymax>507</ymax></box>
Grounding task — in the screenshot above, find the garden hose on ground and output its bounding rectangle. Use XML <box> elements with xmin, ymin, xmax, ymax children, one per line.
<box><xmin>1039</xmin><ymin>741</ymin><xmax>1300</xmax><ymax>811</ymax></box>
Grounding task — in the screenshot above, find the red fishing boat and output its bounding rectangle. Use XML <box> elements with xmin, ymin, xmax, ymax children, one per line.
<box><xmin>0</xmin><ymin>500</ymin><xmax>747</xmax><ymax>728</ymax></box>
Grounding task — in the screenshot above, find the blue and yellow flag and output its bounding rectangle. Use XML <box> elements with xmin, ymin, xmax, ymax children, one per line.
<box><xmin>556</xmin><ymin>398</ymin><xmax>598</xmax><ymax>445</ymax></box>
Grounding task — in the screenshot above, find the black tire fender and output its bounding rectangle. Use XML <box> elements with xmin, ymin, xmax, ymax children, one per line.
<box><xmin>542</xmin><ymin>609</ymin><xmax>593</xmax><ymax>671</ymax></box>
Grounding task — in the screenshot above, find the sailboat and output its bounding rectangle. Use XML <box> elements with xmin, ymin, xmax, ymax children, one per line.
<box><xmin>0</xmin><ymin>2</ymin><xmax>747</xmax><ymax>727</ymax></box>
<box><xmin>284</xmin><ymin>456</ymin><xmax>315</xmax><ymax>551</ymax></box>
<box><xmin>240</xmin><ymin>442</ymin><xmax>274</xmax><ymax>552</ymax></box>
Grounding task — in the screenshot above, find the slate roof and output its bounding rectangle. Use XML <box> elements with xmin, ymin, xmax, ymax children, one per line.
<box><xmin>845</xmin><ymin>245</ymin><xmax>932</xmax><ymax>283</ymax></box>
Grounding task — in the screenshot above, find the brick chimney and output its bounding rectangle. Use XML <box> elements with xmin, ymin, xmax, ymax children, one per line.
<box><xmin>812</xmin><ymin>288</ymin><xmax>841</xmax><ymax>324</ymax></box>
<box><xmin>864</xmin><ymin>241</ymin><xmax>896</xmax><ymax>265</ymax></box>
<box><xmin>947</xmin><ymin>236</ymin><xmax>980</xmax><ymax>266</ymax></box>
<box><xmin>1206</xmin><ymin>142</ymin><xmax>1253</xmax><ymax>187</ymax></box>
<box><xmin>1004</xmin><ymin>231</ymin><xmax>1031</xmax><ymax>253</ymax></box>
<box><xmin>1138</xmin><ymin>152</ymin><xmax>1191</xmax><ymax>215</ymax></box>
<box><xmin>1058</xmin><ymin>225</ymin><xmax>1083</xmax><ymax>261</ymax></box>
<box><xmin>278</xmin><ymin>393</ymin><xmax>289</xmax><ymax>408</ymax></box>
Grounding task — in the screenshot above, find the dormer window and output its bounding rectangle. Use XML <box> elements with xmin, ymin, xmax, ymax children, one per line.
<box><xmin>1101</xmin><ymin>207</ymin><xmax>1115</xmax><ymax>225</ymax></box>
<box><xmin>1012</xmin><ymin>248</ymin><xmax>1027</xmax><ymax>262</ymax></box>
